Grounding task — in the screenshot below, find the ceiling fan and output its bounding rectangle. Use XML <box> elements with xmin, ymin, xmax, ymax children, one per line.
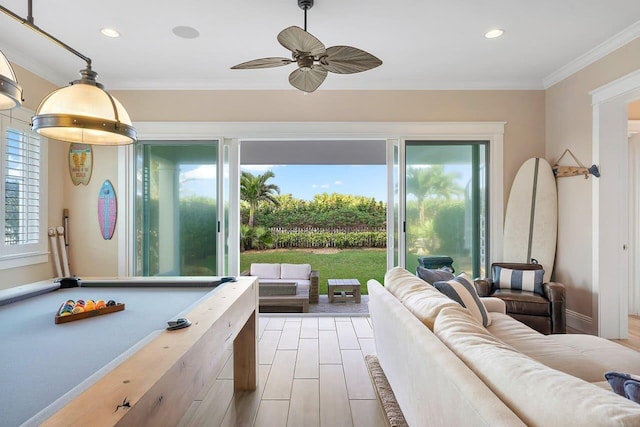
<box><xmin>231</xmin><ymin>0</ymin><xmax>382</xmax><ymax>93</ymax></box>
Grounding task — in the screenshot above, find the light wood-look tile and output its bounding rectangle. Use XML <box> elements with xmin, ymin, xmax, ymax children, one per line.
<box><xmin>220</xmin><ymin>364</ymin><xmax>271</xmax><ymax>427</ymax></box>
<box><xmin>336</xmin><ymin>320</ymin><xmax>361</xmax><ymax>350</ymax></box>
<box><xmin>358</xmin><ymin>338</ymin><xmax>376</xmax><ymax>357</ymax></box>
<box><xmin>182</xmin><ymin>316</ymin><xmax>385</xmax><ymax>427</ymax></box>
<box><xmin>259</xmin><ymin>330</ymin><xmax>282</xmax><ymax>365</ymax></box>
<box><xmin>294</xmin><ymin>338</ymin><xmax>319</xmax><ymax>379</ymax></box>
<box><xmin>320</xmin><ymin>364</ymin><xmax>353</xmax><ymax>427</ymax></box>
<box><xmin>259</xmin><ymin>316</ymin><xmax>269</xmax><ymax>339</ymax></box>
<box><xmin>301</xmin><ymin>317</ymin><xmax>319</xmax><ymax>339</ymax></box>
<box><xmin>263</xmin><ymin>350</ymin><xmax>297</xmax><ymax>400</ymax></box>
<box><xmin>351</xmin><ymin>317</ymin><xmax>374</xmax><ymax>338</ymax></box>
<box><xmin>318</xmin><ymin>317</ymin><xmax>336</xmax><ymax>330</ymax></box>
<box><xmin>287</xmin><ymin>379</ymin><xmax>320</xmax><ymax>427</ymax></box>
<box><xmin>350</xmin><ymin>399</ymin><xmax>386</xmax><ymax>427</ymax></box>
<box><xmin>266</xmin><ymin>317</ymin><xmax>286</xmax><ymax>331</ymax></box>
<box><xmin>278</xmin><ymin>320</ymin><xmax>301</xmax><ymax>350</ymax></box>
<box><xmin>254</xmin><ymin>400</ymin><xmax>289</xmax><ymax>427</ymax></box>
<box><xmin>319</xmin><ymin>330</ymin><xmax>342</xmax><ymax>364</ymax></box>
<box><xmin>341</xmin><ymin>350</ymin><xmax>376</xmax><ymax>399</ymax></box>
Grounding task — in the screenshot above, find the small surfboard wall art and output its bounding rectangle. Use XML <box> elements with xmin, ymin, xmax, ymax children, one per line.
<box><xmin>98</xmin><ymin>180</ymin><xmax>117</xmax><ymax>240</ymax></box>
<box><xmin>68</xmin><ymin>143</ymin><xmax>93</xmax><ymax>185</ymax></box>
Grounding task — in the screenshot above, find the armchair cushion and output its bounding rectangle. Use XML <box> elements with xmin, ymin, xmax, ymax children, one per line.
<box><xmin>492</xmin><ymin>265</ymin><xmax>544</xmax><ymax>295</ymax></box>
<box><xmin>491</xmin><ymin>289</ymin><xmax>550</xmax><ymax>316</ymax></box>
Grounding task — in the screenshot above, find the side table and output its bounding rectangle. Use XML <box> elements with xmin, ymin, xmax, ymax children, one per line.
<box><xmin>328</xmin><ymin>279</ymin><xmax>361</xmax><ymax>303</ymax></box>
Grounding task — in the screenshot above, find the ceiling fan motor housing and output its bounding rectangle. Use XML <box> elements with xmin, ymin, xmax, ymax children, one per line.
<box><xmin>298</xmin><ymin>0</ymin><xmax>313</xmax><ymax>10</ymax></box>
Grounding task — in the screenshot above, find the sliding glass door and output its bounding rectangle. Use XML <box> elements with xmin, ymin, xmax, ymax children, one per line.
<box><xmin>404</xmin><ymin>141</ymin><xmax>488</xmax><ymax>278</ymax></box>
<box><xmin>135</xmin><ymin>141</ymin><xmax>219</xmax><ymax>276</ymax></box>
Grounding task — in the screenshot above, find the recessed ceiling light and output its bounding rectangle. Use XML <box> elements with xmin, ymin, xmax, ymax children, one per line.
<box><xmin>485</xmin><ymin>29</ymin><xmax>504</xmax><ymax>39</ymax></box>
<box><xmin>172</xmin><ymin>26</ymin><xmax>200</xmax><ymax>39</ymax></box>
<box><xmin>100</xmin><ymin>28</ymin><xmax>120</xmax><ymax>38</ymax></box>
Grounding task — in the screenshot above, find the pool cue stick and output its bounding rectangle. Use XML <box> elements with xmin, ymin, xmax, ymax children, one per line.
<box><xmin>57</xmin><ymin>226</ymin><xmax>71</xmax><ymax>277</ymax></box>
<box><xmin>48</xmin><ymin>227</ymin><xmax>63</xmax><ymax>277</ymax></box>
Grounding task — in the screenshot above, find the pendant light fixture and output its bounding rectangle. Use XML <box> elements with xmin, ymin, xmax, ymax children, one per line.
<box><xmin>0</xmin><ymin>1</ymin><xmax>136</xmax><ymax>145</ymax></box>
<box><xmin>0</xmin><ymin>48</ymin><xmax>23</xmax><ymax>110</ymax></box>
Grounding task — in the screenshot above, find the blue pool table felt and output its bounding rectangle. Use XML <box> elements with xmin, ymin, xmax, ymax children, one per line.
<box><xmin>0</xmin><ymin>283</ymin><xmax>222</xmax><ymax>427</ymax></box>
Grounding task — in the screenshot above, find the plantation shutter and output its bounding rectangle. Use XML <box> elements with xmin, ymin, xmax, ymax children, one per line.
<box><xmin>4</xmin><ymin>128</ymin><xmax>41</xmax><ymax>245</ymax></box>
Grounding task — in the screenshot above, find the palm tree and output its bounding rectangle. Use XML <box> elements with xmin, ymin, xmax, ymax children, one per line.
<box><xmin>406</xmin><ymin>165</ymin><xmax>461</xmax><ymax>223</ymax></box>
<box><xmin>240</xmin><ymin>171</ymin><xmax>280</xmax><ymax>227</ymax></box>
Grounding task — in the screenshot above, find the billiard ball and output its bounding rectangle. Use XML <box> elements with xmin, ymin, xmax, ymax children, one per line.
<box><xmin>95</xmin><ymin>300</ymin><xmax>106</xmax><ymax>309</ymax></box>
<box><xmin>106</xmin><ymin>300</ymin><xmax>116</xmax><ymax>307</ymax></box>
<box><xmin>72</xmin><ymin>306</ymin><xmax>84</xmax><ymax>314</ymax></box>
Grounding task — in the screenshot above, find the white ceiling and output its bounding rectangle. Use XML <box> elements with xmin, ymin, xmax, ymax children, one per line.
<box><xmin>1</xmin><ymin>0</ymin><xmax>640</xmax><ymax>91</ymax></box>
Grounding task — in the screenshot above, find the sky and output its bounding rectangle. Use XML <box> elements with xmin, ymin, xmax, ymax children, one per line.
<box><xmin>242</xmin><ymin>165</ymin><xmax>387</xmax><ymax>201</ymax></box>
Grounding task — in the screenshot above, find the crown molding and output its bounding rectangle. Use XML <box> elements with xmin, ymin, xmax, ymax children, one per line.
<box><xmin>543</xmin><ymin>20</ymin><xmax>640</xmax><ymax>89</ymax></box>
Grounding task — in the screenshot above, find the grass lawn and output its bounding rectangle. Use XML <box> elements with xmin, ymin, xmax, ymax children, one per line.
<box><xmin>240</xmin><ymin>248</ymin><xmax>387</xmax><ymax>295</ymax></box>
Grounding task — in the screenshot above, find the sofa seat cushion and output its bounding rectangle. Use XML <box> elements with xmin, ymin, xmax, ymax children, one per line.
<box><xmin>492</xmin><ymin>289</ymin><xmax>550</xmax><ymax>316</ymax></box>
<box><xmin>281</xmin><ymin>263</ymin><xmax>311</xmax><ymax>280</ymax></box>
<box><xmin>250</xmin><ymin>263</ymin><xmax>281</xmax><ymax>279</ymax></box>
<box><xmin>488</xmin><ymin>313</ymin><xmax>618</xmax><ymax>382</ymax></box>
<box><xmin>435</xmin><ymin>306</ymin><xmax>640</xmax><ymax>426</ymax></box>
<box><xmin>384</xmin><ymin>267</ymin><xmax>458</xmax><ymax>330</ymax></box>
<box><xmin>549</xmin><ymin>334</ymin><xmax>640</xmax><ymax>379</ymax></box>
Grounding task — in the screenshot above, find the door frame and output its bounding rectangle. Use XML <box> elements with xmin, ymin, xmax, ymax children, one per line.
<box><xmin>122</xmin><ymin>121</ymin><xmax>505</xmax><ymax>276</ymax></box>
<box><xmin>591</xmin><ymin>69</ymin><xmax>640</xmax><ymax>338</ymax></box>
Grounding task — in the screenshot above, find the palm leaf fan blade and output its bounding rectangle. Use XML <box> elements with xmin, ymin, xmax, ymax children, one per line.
<box><xmin>288</xmin><ymin>67</ymin><xmax>327</xmax><ymax>92</ymax></box>
<box><xmin>231</xmin><ymin>57</ymin><xmax>293</xmax><ymax>69</ymax></box>
<box><xmin>277</xmin><ymin>26</ymin><xmax>326</xmax><ymax>56</ymax></box>
<box><xmin>321</xmin><ymin>46</ymin><xmax>382</xmax><ymax>74</ymax></box>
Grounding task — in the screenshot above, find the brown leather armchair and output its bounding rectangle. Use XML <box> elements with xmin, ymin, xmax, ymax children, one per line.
<box><xmin>475</xmin><ymin>262</ymin><xmax>566</xmax><ymax>334</ymax></box>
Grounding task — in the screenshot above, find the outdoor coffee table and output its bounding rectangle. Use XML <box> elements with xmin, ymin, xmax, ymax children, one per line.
<box><xmin>328</xmin><ymin>279</ymin><xmax>361</xmax><ymax>303</ymax></box>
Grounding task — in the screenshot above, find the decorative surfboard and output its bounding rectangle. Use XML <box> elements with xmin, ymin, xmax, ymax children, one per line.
<box><xmin>502</xmin><ymin>158</ymin><xmax>558</xmax><ymax>282</ymax></box>
<box><xmin>98</xmin><ymin>180</ymin><xmax>117</xmax><ymax>240</ymax></box>
<box><xmin>68</xmin><ymin>143</ymin><xmax>93</xmax><ymax>185</ymax></box>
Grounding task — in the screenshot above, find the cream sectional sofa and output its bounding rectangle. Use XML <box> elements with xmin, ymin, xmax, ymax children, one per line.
<box><xmin>368</xmin><ymin>267</ymin><xmax>640</xmax><ymax>426</ymax></box>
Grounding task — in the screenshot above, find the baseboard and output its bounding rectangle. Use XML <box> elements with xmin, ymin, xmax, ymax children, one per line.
<box><xmin>566</xmin><ymin>309</ymin><xmax>594</xmax><ymax>334</ymax></box>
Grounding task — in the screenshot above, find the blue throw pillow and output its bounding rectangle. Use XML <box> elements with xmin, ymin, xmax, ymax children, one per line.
<box><xmin>605</xmin><ymin>371</ymin><xmax>640</xmax><ymax>404</ymax></box>
<box><xmin>492</xmin><ymin>266</ymin><xmax>544</xmax><ymax>295</ymax></box>
<box><xmin>434</xmin><ymin>273</ymin><xmax>491</xmax><ymax>327</ymax></box>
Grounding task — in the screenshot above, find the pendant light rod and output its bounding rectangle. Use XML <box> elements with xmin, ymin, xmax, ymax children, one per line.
<box><xmin>0</xmin><ymin>0</ymin><xmax>91</xmax><ymax>67</ymax></box>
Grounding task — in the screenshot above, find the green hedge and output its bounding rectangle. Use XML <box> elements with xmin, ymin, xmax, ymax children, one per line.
<box><xmin>272</xmin><ymin>229</ymin><xmax>386</xmax><ymax>249</ymax></box>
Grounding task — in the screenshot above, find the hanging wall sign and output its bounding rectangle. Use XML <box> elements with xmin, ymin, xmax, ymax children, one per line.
<box><xmin>97</xmin><ymin>180</ymin><xmax>117</xmax><ymax>240</ymax></box>
<box><xmin>69</xmin><ymin>143</ymin><xmax>93</xmax><ymax>185</ymax></box>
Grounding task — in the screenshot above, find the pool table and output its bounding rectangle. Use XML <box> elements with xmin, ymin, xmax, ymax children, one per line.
<box><xmin>0</xmin><ymin>276</ymin><xmax>258</xmax><ymax>427</ymax></box>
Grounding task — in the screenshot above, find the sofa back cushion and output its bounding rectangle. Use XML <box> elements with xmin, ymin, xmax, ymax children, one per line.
<box><xmin>281</xmin><ymin>263</ymin><xmax>311</xmax><ymax>280</ymax></box>
<box><xmin>384</xmin><ymin>267</ymin><xmax>458</xmax><ymax>330</ymax></box>
<box><xmin>434</xmin><ymin>306</ymin><xmax>640</xmax><ymax>425</ymax></box>
<box><xmin>250</xmin><ymin>263</ymin><xmax>281</xmax><ymax>279</ymax></box>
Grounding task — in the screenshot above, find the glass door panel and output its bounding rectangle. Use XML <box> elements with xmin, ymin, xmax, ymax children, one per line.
<box><xmin>405</xmin><ymin>142</ymin><xmax>488</xmax><ymax>278</ymax></box>
<box><xmin>135</xmin><ymin>141</ymin><xmax>219</xmax><ymax>276</ymax></box>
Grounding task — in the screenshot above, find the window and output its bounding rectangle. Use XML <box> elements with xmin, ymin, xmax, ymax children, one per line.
<box><xmin>0</xmin><ymin>110</ymin><xmax>48</xmax><ymax>268</ymax></box>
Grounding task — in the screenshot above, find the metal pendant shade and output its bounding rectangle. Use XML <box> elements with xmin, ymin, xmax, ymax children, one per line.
<box><xmin>0</xmin><ymin>49</ymin><xmax>23</xmax><ymax>110</ymax></box>
<box><xmin>231</xmin><ymin>0</ymin><xmax>382</xmax><ymax>93</ymax></box>
<box><xmin>0</xmin><ymin>1</ymin><xmax>136</xmax><ymax>145</ymax></box>
<box><xmin>32</xmin><ymin>67</ymin><xmax>136</xmax><ymax>145</ymax></box>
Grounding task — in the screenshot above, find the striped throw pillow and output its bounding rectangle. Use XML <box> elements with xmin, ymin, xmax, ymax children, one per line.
<box><xmin>492</xmin><ymin>266</ymin><xmax>544</xmax><ymax>295</ymax></box>
<box><xmin>434</xmin><ymin>273</ymin><xmax>491</xmax><ymax>327</ymax></box>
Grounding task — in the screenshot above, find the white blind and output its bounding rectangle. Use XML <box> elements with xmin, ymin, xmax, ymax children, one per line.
<box><xmin>4</xmin><ymin>128</ymin><xmax>40</xmax><ymax>245</ymax></box>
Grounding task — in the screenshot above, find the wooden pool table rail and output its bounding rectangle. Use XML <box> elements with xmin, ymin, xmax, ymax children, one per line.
<box><xmin>41</xmin><ymin>276</ymin><xmax>258</xmax><ymax>427</ymax></box>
